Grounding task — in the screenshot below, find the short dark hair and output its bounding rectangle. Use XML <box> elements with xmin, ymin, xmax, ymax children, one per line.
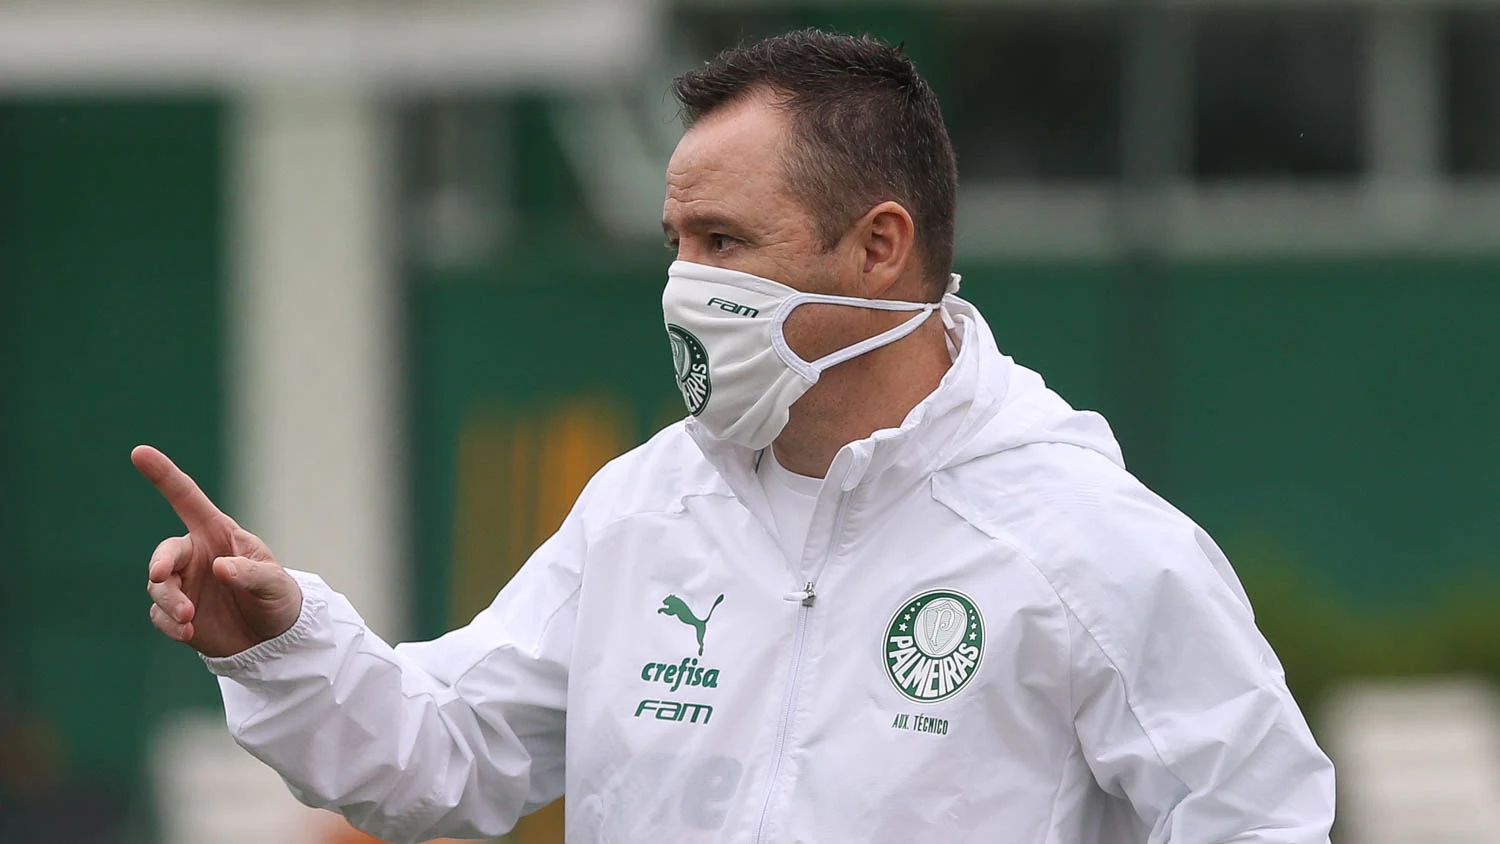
<box><xmin>671</xmin><ymin>29</ymin><xmax>958</xmax><ymax>298</ymax></box>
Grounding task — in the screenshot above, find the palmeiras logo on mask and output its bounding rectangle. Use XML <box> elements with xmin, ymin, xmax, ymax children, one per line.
<box><xmin>884</xmin><ymin>590</ymin><xmax>985</xmax><ymax>703</ymax></box>
<box><xmin>667</xmin><ymin>323</ymin><xmax>711</xmax><ymax>416</ymax></box>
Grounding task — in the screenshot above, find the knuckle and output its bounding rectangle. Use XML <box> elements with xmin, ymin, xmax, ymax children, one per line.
<box><xmin>151</xmin><ymin>536</ymin><xmax>189</xmax><ymax>566</ymax></box>
<box><xmin>150</xmin><ymin>606</ymin><xmax>184</xmax><ymax>637</ymax></box>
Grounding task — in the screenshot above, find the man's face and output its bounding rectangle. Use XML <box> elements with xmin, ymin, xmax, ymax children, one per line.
<box><xmin>662</xmin><ymin>92</ymin><xmax>864</xmax><ymax>363</ymax></box>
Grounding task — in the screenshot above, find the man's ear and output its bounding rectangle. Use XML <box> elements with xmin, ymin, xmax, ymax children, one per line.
<box><xmin>852</xmin><ymin>200</ymin><xmax>916</xmax><ymax>298</ymax></box>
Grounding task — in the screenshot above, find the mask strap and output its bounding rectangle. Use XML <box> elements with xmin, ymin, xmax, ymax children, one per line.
<box><xmin>809</xmin><ymin>306</ymin><xmax>938</xmax><ymax>372</ymax></box>
<box><xmin>769</xmin><ymin>306</ymin><xmax>935</xmax><ymax>378</ymax></box>
<box><xmin>770</xmin><ymin>292</ymin><xmax>940</xmax><ymax>379</ymax></box>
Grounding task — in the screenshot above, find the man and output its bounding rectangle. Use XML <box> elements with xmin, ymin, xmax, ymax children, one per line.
<box><xmin>140</xmin><ymin>29</ymin><xmax>1335</xmax><ymax>843</ymax></box>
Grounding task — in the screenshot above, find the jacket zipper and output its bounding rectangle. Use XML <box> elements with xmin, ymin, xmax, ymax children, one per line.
<box><xmin>753</xmin><ymin>493</ymin><xmax>851</xmax><ymax>843</ymax></box>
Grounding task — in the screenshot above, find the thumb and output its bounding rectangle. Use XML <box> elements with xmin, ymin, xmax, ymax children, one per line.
<box><xmin>213</xmin><ymin>556</ymin><xmax>291</xmax><ymax>601</ymax></box>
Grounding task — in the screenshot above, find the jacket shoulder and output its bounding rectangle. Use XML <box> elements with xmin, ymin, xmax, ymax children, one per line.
<box><xmin>934</xmin><ymin>443</ymin><xmax>1258</xmax><ymax>668</ymax></box>
<box><xmin>937</xmin><ymin>440</ymin><xmax>1195</xmax><ymax>553</ymax></box>
<box><xmin>573</xmin><ymin>420</ymin><xmax>721</xmax><ymax>530</ymax></box>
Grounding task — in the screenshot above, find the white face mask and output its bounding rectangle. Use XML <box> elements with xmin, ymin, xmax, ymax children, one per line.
<box><xmin>662</xmin><ymin>259</ymin><xmax>957</xmax><ymax>450</ymax></box>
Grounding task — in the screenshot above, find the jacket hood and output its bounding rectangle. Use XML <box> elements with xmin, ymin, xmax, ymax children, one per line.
<box><xmin>687</xmin><ymin>293</ymin><xmax>1124</xmax><ymax>495</ymax></box>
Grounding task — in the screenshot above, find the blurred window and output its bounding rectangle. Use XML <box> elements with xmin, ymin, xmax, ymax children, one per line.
<box><xmin>1443</xmin><ymin>12</ymin><xmax>1500</xmax><ymax>176</ymax></box>
<box><xmin>937</xmin><ymin>11</ymin><xmax>1122</xmax><ymax>182</ymax></box>
<box><xmin>673</xmin><ymin>7</ymin><xmax>1122</xmax><ymax>182</ymax></box>
<box><xmin>1192</xmin><ymin>10</ymin><xmax>1365</xmax><ymax>179</ymax></box>
<box><xmin>399</xmin><ymin>99</ymin><xmax>513</xmax><ymax>269</ymax></box>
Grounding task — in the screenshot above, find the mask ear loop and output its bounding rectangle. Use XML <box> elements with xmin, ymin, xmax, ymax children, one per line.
<box><xmin>770</xmin><ymin>292</ymin><xmax>940</xmax><ymax>380</ymax></box>
<box><xmin>811</xmin><ymin>306</ymin><xmax>938</xmax><ymax>373</ymax></box>
<box><xmin>939</xmin><ymin>273</ymin><xmax>963</xmax><ymax>358</ymax></box>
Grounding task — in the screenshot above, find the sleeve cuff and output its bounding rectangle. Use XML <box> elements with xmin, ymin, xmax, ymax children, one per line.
<box><xmin>201</xmin><ymin>569</ymin><xmax>329</xmax><ymax>677</ymax></box>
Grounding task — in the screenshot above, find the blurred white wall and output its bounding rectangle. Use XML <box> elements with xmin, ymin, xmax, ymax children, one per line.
<box><xmin>1324</xmin><ymin>676</ymin><xmax>1500</xmax><ymax>844</ymax></box>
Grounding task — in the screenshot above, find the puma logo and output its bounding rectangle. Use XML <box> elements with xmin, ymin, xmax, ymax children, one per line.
<box><xmin>658</xmin><ymin>593</ymin><xmax>724</xmax><ymax>656</ymax></box>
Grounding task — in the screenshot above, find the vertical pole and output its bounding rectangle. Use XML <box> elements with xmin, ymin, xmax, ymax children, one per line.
<box><xmin>1367</xmin><ymin>7</ymin><xmax>1441</xmax><ymax>235</ymax></box>
<box><xmin>1114</xmin><ymin>1</ymin><xmax>1192</xmax><ymax>493</ymax></box>
<box><xmin>229</xmin><ymin>86</ymin><xmax>406</xmax><ymax>640</ymax></box>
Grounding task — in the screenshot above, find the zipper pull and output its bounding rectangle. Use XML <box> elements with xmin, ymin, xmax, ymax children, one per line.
<box><xmin>782</xmin><ymin>581</ymin><xmax>816</xmax><ymax>607</ymax></box>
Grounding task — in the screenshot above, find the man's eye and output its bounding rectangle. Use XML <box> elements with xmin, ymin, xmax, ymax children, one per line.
<box><xmin>710</xmin><ymin>234</ymin><xmax>736</xmax><ymax>252</ymax></box>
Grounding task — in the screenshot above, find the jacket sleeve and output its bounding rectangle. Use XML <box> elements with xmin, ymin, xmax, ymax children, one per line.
<box><xmin>1066</xmin><ymin>524</ymin><xmax>1336</xmax><ymax>843</ymax></box>
<box><xmin>201</xmin><ymin>506</ymin><xmax>585</xmax><ymax>844</ymax></box>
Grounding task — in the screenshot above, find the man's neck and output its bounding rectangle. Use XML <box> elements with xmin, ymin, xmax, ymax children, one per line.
<box><xmin>771</xmin><ymin>318</ymin><xmax>953</xmax><ymax>478</ymax></box>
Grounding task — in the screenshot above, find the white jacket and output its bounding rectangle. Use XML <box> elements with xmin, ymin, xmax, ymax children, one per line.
<box><xmin>205</xmin><ymin>296</ymin><xmax>1335</xmax><ymax>843</ymax></box>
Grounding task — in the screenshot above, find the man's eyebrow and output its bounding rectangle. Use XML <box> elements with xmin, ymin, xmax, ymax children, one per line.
<box><xmin>662</xmin><ymin>211</ymin><xmax>744</xmax><ymax>237</ymax></box>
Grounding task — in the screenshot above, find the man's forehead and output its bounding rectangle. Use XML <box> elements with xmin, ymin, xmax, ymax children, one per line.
<box><xmin>669</xmin><ymin>96</ymin><xmax>789</xmax><ymax>178</ymax></box>
<box><xmin>665</xmin><ymin>109</ymin><xmax>796</xmax><ymax>229</ymax></box>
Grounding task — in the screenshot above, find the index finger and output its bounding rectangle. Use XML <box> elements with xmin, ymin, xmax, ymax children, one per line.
<box><xmin>131</xmin><ymin>445</ymin><xmax>233</xmax><ymax>533</ymax></box>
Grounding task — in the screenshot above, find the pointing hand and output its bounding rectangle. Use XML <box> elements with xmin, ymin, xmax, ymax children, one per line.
<box><xmin>134</xmin><ymin>445</ymin><xmax>302</xmax><ymax>658</ymax></box>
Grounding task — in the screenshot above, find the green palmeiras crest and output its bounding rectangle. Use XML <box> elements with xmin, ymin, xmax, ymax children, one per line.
<box><xmin>667</xmin><ymin>323</ymin><xmax>711</xmax><ymax>415</ymax></box>
<box><xmin>884</xmin><ymin>590</ymin><xmax>985</xmax><ymax>703</ymax></box>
